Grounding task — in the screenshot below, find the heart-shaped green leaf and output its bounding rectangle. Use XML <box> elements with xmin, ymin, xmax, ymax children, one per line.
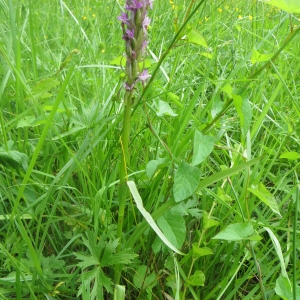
<box><xmin>173</xmin><ymin>161</ymin><xmax>201</xmax><ymax>202</ymax></box>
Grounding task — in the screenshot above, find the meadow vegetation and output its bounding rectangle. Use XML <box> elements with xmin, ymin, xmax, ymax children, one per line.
<box><xmin>0</xmin><ymin>0</ymin><xmax>300</xmax><ymax>299</ymax></box>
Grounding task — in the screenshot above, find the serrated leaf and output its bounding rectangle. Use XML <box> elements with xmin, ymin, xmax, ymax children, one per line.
<box><xmin>192</xmin><ymin>245</ymin><xmax>214</xmax><ymax>258</ymax></box>
<box><xmin>174</xmin><ymin>161</ymin><xmax>201</xmax><ymax>202</ymax></box>
<box><xmin>186</xmin><ymin>29</ymin><xmax>207</xmax><ymax>47</ymax></box>
<box><xmin>212</xmin><ymin>223</ymin><xmax>254</xmax><ymax>241</ymax></box>
<box><xmin>251</xmin><ymin>49</ymin><xmax>274</xmax><ymax>64</ymax></box>
<box><xmin>74</xmin><ymin>252</ymin><xmax>99</xmax><ymax>269</ymax></box>
<box><xmin>280</xmin><ymin>151</ymin><xmax>300</xmax><ymax>160</ymax></box>
<box><xmin>232</xmin><ymin>93</ymin><xmax>252</xmax><ymax>136</ymax></box>
<box><xmin>155</xmin><ymin>100</ymin><xmax>177</xmax><ymax>117</ymax></box>
<box><xmin>259</xmin><ymin>0</ymin><xmax>300</xmax><ymax>13</ymax></box>
<box><xmin>105</xmin><ymin>249</ymin><xmax>137</xmax><ymax>266</ymax></box>
<box><xmin>187</xmin><ymin>270</ymin><xmax>205</xmax><ymax>286</ymax></box>
<box><xmin>0</xmin><ymin>147</ymin><xmax>28</xmax><ymax>171</ymax></box>
<box><xmin>182</xmin><ymin>199</ymin><xmax>202</xmax><ymax>218</ymax></box>
<box><xmin>157</xmin><ymin>209</ymin><xmax>186</xmax><ymax>249</ymax></box>
<box><xmin>192</xmin><ymin>130</ymin><xmax>214</xmax><ymax>166</ymax></box>
<box><xmin>248</xmin><ymin>183</ymin><xmax>281</xmax><ymax>216</ymax></box>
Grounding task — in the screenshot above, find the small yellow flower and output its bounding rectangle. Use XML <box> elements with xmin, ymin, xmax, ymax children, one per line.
<box><xmin>238</xmin><ymin>15</ymin><xmax>242</xmax><ymax>19</ymax></box>
<box><xmin>169</xmin><ymin>0</ymin><xmax>174</xmax><ymax>4</ymax></box>
<box><xmin>101</xmin><ymin>50</ymin><xmax>105</xmax><ymax>53</ymax></box>
<box><xmin>82</xmin><ymin>16</ymin><xmax>87</xmax><ymax>20</ymax></box>
<box><xmin>205</xmin><ymin>16</ymin><xmax>209</xmax><ymax>21</ymax></box>
<box><xmin>218</xmin><ymin>8</ymin><xmax>222</xmax><ymax>13</ymax></box>
<box><xmin>92</xmin><ymin>14</ymin><xmax>96</xmax><ymax>17</ymax></box>
<box><xmin>249</xmin><ymin>15</ymin><xmax>253</xmax><ymax>21</ymax></box>
<box><xmin>236</xmin><ymin>7</ymin><xmax>240</xmax><ymax>12</ymax></box>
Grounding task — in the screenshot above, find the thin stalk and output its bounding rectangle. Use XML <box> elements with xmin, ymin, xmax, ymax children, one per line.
<box><xmin>293</xmin><ymin>177</ymin><xmax>299</xmax><ymax>300</ymax></box>
<box><xmin>115</xmin><ymin>92</ymin><xmax>132</xmax><ymax>284</ymax></box>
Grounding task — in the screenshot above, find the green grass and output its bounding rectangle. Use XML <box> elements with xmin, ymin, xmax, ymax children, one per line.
<box><xmin>0</xmin><ymin>0</ymin><xmax>300</xmax><ymax>299</ymax></box>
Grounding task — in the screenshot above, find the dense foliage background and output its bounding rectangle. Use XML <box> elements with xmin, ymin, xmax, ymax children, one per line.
<box><xmin>0</xmin><ymin>0</ymin><xmax>299</xmax><ymax>299</ymax></box>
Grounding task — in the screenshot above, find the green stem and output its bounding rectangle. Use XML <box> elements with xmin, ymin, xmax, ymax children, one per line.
<box><xmin>115</xmin><ymin>92</ymin><xmax>132</xmax><ymax>284</ymax></box>
<box><xmin>293</xmin><ymin>179</ymin><xmax>299</xmax><ymax>300</ymax></box>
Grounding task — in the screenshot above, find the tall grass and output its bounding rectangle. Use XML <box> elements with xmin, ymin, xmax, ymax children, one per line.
<box><xmin>0</xmin><ymin>0</ymin><xmax>299</xmax><ymax>299</ymax></box>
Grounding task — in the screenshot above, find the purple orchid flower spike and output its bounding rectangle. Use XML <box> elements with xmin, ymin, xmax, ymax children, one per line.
<box><xmin>118</xmin><ymin>0</ymin><xmax>153</xmax><ymax>97</ymax></box>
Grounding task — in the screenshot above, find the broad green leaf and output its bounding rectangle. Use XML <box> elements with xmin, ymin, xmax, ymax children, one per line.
<box><xmin>186</xmin><ymin>29</ymin><xmax>207</xmax><ymax>47</ymax></box>
<box><xmin>248</xmin><ymin>183</ymin><xmax>281</xmax><ymax>216</ymax></box>
<box><xmin>200</xmin><ymin>52</ymin><xmax>213</xmax><ymax>59</ymax></box>
<box><xmin>43</xmin><ymin>101</ymin><xmax>77</xmax><ymax>113</ymax></box>
<box><xmin>203</xmin><ymin>211</ymin><xmax>219</xmax><ymax>229</ymax></box>
<box><xmin>275</xmin><ymin>275</ymin><xmax>300</xmax><ymax>299</ymax></box>
<box><xmin>173</xmin><ymin>161</ymin><xmax>201</xmax><ymax>202</ymax></box>
<box><xmin>157</xmin><ymin>209</ymin><xmax>186</xmax><ymax>249</ymax></box>
<box><xmin>167</xmin><ymin>92</ymin><xmax>180</xmax><ymax>102</ymax></box>
<box><xmin>280</xmin><ymin>151</ymin><xmax>300</xmax><ymax>160</ymax></box>
<box><xmin>211</xmin><ymin>96</ymin><xmax>224</xmax><ymax>118</ymax></box>
<box><xmin>17</xmin><ymin>116</ymin><xmax>39</xmax><ymax>128</ymax></box>
<box><xmin>192</xmin><ymin>245</ymin><xmax>214</xmax><ymax>258</ymax></box>
<box><xmin>221</xmin><ymin>83</ymin><xmax>233</xmax><ymax>98</ymax></box>
<box><xmin>146</xmin><ymin>158</ymin><xmax>166</xmax><ymax>178</ymax></box>
<box><xmin>275</xmin><ymin>275</ymin><xmax>292</xmax><ymax>300</ymax></box>
<box><xmin>155</xmin><ymin>100</ymin><xmax>177</xmax><ymax>117</ymax></box>
<box><xmin>192</xmin><ymin>130</ymin><xmax>214</xmax><ymax>166</ymax></box>
<box><xmin>248</xmin><ymin>234</ymin><xmax>263</xmax><ymax>241</ymax></box>
<box><xmin>212</xmin><ymin>223</ymin><xmax>254</xmax><ymax>241</ymax></box>
<box><xmin>217</xmin><ymin>187</ymin><xmax>232</xmax><ymax>202</ymax></box>
<box><xmin>251</xmin><ymin>49</ymin><xmax>274</xmax><ymax>64</ymax></box>
<box><xmin>26</xmin><ymin>78</ymin><xmax>60</xmax><ymax>101</ymax></box>
<box><xmin>232</xmin><ymin>93</ymin><xmax>252</xmax><ymax>136</ymax></box>
<box><xmin>133</xmin><ymin>265</ymin><xmax>156</xmax><ymax>289</ymax></box>
<box><xmin>127</xmin><ymin>181</ymin><xmax>185</xmax><ymax>255</ymax></box>
<box><xmin>187</xmin><ymin>270</ymin><xmax>205</xmax><ymax>286</ymax></box>
<box><xmin>259</xmin><ymin>0</ymin><xmax>300</xmax><ymax>13</ymax></box>
<box><xmin>0</xmin><ymin>146</ymin><xmax>28</xmax><ymax>171</ymax></box>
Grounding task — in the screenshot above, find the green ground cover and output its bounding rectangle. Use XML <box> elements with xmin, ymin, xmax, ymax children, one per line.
<box><xmin>0</xmin><ymin>0</ymin><xmax>300</xmax><ymax>299</ymax></box>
